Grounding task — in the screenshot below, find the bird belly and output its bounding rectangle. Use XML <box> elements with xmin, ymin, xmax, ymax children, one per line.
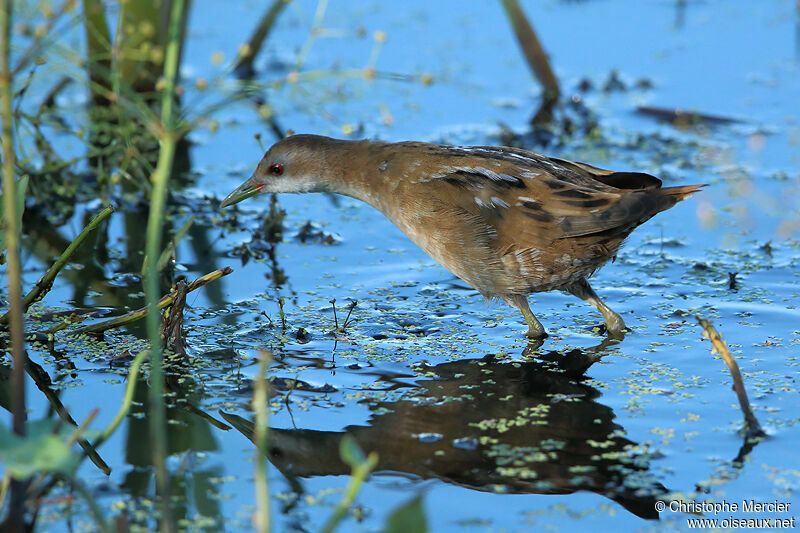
<box><xmin>374</xmin><ymin>197</ymin><xmax>616</xmax><ymax>298</ymax></box>
<box><xmin>497</xmin><ymin>244</ymin><xmax>615</xmax><ymax>294</ymax></box>
<box><xmin>379</xmin><ymin>205</ymin><xmax>513</xmax><ymax>297</ymax></box>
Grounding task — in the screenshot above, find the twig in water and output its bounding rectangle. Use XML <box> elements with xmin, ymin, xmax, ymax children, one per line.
<box><xmin>71</xmin><ymin>267</ymin><xmax>233</xmax><ymax>336</ymax></box>
<box><xmin>500</xmin><ymin>0</ymin><xmax>560</xmax><ymax>125</ymax></box>
<box><xmin>696</xmin><ymin>316</ymin><xmax>765</xmax><ymax>439</ymax></box>
<box><xmin>159</xmin><ymin>279</ymin><xmax>188</xmax><ymax>358</ymax></box>
<box><xmin>342</xmin><ymin>300</ymin><xmax>358</xmax><ymax>331</ymax></box>
<box><xmin>278</xmin><ymin>296</ymin><xmax>287</xmax><ymax>332</ymax></box>
<box><xmin>25</xmin><ymin>359</ymin><xmax>110</xmax><ymax>474</ymax></box>
<box><xmin>330</xmin><ymin>298</ymin><xmax>338</xmax><ymax>331</ymax></box>
<box><xmin>636</xmin><ymin>105</ymin><xmax>741</xmax><ymax>126</ymax></box>
<box><xmin>232</xmin><ymin>0</ymin><xmax>290</xmax><ymax>79</ymax></box>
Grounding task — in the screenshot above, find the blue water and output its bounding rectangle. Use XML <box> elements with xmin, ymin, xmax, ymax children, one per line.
<box><xmin>4</xmin><ymin>0</ymin><xmax>799</xmax><ymax>531</ymax></box>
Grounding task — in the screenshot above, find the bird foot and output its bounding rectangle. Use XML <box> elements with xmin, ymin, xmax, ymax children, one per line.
<box><xmin>590</xmin><ymin>321</ymin><xmax>628</xmax><ymax>339</ymax></box>
<box><xmin>522</xmin><ymin>338</ymin><xmax>545</xmax><ymax>355</ymax></box>
<box><xmin>605</xmin><ymin>317</ymin><xmax>627</xmax><ymax>339</ymax></box>
<box><xmin>525</xmin><ymin>327</ymin><xmax>548</xmax><ymax>339</ymax></box>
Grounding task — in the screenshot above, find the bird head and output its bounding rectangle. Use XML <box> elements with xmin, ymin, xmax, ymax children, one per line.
<box><xmin>220</xmin><ymin>134</ymin><xmax>341</xmax><ymax>208</ymax></box>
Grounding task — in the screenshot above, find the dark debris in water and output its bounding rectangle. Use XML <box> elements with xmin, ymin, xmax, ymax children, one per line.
<box><xmin>294</xmin><ymin>220</ymin><xmax>342</xmax><ymax>245</ymax></box>
<box><xmin>269</xmin><ymin>377</ymin><xmax>337</xmax><ymax>394</ymax></box>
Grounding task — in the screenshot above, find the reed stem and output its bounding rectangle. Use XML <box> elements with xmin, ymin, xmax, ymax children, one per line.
<box><xmin>500</xmin><ymin>0</ymin><xmax>560</xmax><ymax>124</ymax></box>
<box><xmin>1</xmin><ymin>2</ymin><xmax>29</xmax><ymax>530</ymax></box>
<box><xmin>253</xmin><ymin>352</ymin><xmax>271</xmax><ymax>532</ymax></box>
<box><xmin>144</xmin><ymin>1</ymin><xmax>186</xmax><ymax>530</ymax></box>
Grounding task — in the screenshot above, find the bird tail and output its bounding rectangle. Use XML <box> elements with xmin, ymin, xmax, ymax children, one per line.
<box><xmin>659</xmin><ymin>183</ymin><xmax>707</xmax><ymax>202</ymax></box>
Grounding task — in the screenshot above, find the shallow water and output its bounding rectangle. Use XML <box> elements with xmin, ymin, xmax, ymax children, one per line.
<box><xmin>4</xmin><ymin>0</ymin><xmax>800</xmax><ymax>531</ymax></box>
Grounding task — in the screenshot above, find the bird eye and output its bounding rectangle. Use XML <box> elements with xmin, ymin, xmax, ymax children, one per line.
<box><xmin>269</xmin><ymin>163</ymin><xmax>284</xmax><ymax>176</ymax></box>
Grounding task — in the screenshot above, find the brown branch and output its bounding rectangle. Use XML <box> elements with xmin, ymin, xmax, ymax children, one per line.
<box><xmin>233</xmin><ymin>0</ymin><xmax>290</xmax><ymax>78</ymax></box>
<box><xmin>696</xmin><ymin>316</ymin><xmax>765</xmax><ymax>439</ymax></box>
<box><xmin>72</xmin><ymin>267</ymin><xmax>233</xmax><ymax>336</ymax></box>
<box><xmin>25</xmin><ymin>358</ymin><xmax>111</xmax><ymax>474</ymax></box>
<box><xmin>500</xmin><ymin>0</ymin><xmax>560</xmax><ymax>125</ymax></box>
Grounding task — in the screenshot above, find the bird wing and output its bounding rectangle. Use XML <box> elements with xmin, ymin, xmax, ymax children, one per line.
<box><xmin>415</xmin><ymin>147</ymin><xmax>669</xmax><ymax>246</ymax></box>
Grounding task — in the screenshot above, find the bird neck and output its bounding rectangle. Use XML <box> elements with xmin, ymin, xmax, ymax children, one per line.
<box><xmin>317</xmin><ymin>139</ymin><xmax>397</xmax><ymax>210</ymax></box>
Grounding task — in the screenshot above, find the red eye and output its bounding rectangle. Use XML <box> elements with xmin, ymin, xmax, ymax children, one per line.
<box><xmin>270</xmin><ymin>163</ymin><xmax>284</xmax><ymax>176</ymax></box>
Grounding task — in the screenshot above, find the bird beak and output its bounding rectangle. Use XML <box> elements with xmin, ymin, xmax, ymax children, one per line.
<box><xmin>220</xmin><ymin>177</ymin><xmax>263</xmax><ymax>208</ymax></box>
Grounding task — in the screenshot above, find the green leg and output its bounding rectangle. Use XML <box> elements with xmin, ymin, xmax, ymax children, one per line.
<box><xmin>504</xmin><ymin>294</ymin><xmax>547</xmax><ymax>339</ymax></box>
<box><xmin>567</xmin><ymin>278</ymin><xmax>626</xmax><ymax>338</ymax></box>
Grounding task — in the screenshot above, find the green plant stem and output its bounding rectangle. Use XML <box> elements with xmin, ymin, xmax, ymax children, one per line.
<box><xmin>295</xmin><ymin>0</ymin><xmax>328</xmax><ymax>70</ymax></box>
<box><xmin>253</xmin><ymin>352</ymin><xmax>271</xmax><ymax>533</ymax></box>
<box><xmin>144</xmin><ymin>2</ymin><xmax>185</xmax><ymax>531</ymax></box>
<box><xmin>146</xmin><ymin>136</ymin><xmax>174</xmax><ymax>532</ymax></box>
<box><xmin>320</xmin><ymin>452</ymin><xmax>378</xmax><ymax>533</ymax></box>
<box><xmin>2</xmin><ymin>4</ymin><xmax>29</xmax><ymax>532</ymax></box>
<box><xmin>155</xmin><ymin>215</ymin><xmax>194</xmax><ymax>271</ymax></box>
<box><xmin>66</xmin><ymin>408</ymin><xmax>98</xmax><ymax>448</ymax></box>
<box><xmin>1</xmin><ymin>0</ymin><xmax>24</xmax><ymax>435</ymax></box>
<box><xmin>82</xmin><ymin>0</ymin><xmax>112</xmax><ymax>106</ymax></box>
<box><xmin>93</xmin><ymin>350</ymin><xmax>149</xmax><ymax>448</ymax></box>
<box><xmin>0</xmin><ymin>473</ymin><xmax>9</xmax><ymax>512</ymax></box>
<box><xmin>0</xmin><ymin>205</ymin><xmax>114</xmax><ymax>324</ymax></box>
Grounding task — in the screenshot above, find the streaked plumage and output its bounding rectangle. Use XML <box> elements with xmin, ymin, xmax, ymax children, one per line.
<box><xmin>221</xmin><ymin>134</ymin><xmax>704</xmax><ymax>338</ymax></box>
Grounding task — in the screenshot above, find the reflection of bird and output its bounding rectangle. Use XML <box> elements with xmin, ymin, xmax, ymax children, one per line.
<box><xmin>222</xmin><ymin>353</ymin><xmax>668</xmax><ymax>520</ymax></box>
<box><xmin>221</xmin><ymin>134</ymin><xmax>704</xmax><ymax>338</ymax></box>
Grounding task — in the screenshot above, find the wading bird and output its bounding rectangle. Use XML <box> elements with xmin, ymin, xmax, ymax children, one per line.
<box><xmin>221</xmin><ymin>134</ymin><xmax>703</xmax><ymax>339</ymax></box>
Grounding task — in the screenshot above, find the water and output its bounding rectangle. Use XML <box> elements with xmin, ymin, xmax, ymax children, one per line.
<box><xmin>4</xmin><ymin>0</ymin><xmax>799</xmax><ymax>531</ymax></box>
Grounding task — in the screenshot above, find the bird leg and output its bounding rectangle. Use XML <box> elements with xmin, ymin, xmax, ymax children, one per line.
<box><xmin>503</xmin><ymin>294</ymin><xmax>547</xmax><ymax>339</ymax></box>
<box><xmin>566</xmin><ymin>278</ymin><xmax>626</xmax><ymax>338</ymax></box>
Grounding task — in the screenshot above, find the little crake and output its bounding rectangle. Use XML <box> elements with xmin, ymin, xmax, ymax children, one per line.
<box><xmin>221</xmin><ymin>134</ymin><xmax>704</xmax><ymax>339</ymax></box>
